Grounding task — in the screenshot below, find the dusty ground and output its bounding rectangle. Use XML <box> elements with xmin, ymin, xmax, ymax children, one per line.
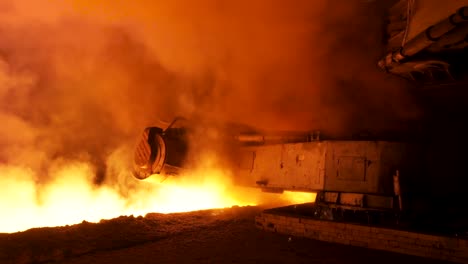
<box><xmin>0</xmin><ymin>206</ymin><xmax>452</xmax><ymax>264</ymax></box>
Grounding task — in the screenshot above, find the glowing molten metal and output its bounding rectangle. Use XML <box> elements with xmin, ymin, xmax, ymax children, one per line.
<box><xmin>0</xmin><ymin>161</ymin><xmax>254</xmax><ymax>233</ymax></box>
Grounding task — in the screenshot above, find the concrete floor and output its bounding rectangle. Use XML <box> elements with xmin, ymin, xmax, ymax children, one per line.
<box><xmin>0</xmin><ymin>206</ymin><xmax>452</xmax><ymax>264</ymax></box>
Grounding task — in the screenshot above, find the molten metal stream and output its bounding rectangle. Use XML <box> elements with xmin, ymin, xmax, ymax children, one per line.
<box><xmin>0</xmin><ymin>161</ymin><xmax>315</xmax><ymax>233</ymax></box>
<box><xmin>0</xmin><ymin>162</ymin><xmax>247</xmax><ymax>233</ymax></box>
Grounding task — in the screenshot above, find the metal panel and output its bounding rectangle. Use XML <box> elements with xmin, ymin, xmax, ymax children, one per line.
<box><xmin>340</xmin><ymin>193</ymin><xmax>364</xmax><ymax>207</ymax></box>
<box><xmin>238</xmin><ymin>140</ymin><xmax>415</xmax><ymax>196</ymax></box>
<box><xmin>324</xmin><ymin>141</ymin><xmax>414</xmax><ymax>195</ymax></box>
<box><xmin>325</xmin><ymin>141</ymin><xmax>380</xmax><ymax>194</ymax></box>
<box><xmin>281</xmin><ymin>142</ymin><xmax>325</xmax><ymax>191</ymax></box>
<box><xmin>336</xmin><ymin>156</ymin><xmax>367</xmax><ymax>181</ymax></box>
<box><xmin>238</xmin><ymin>150</ymin><xmax>255</xmax><ymax>170</ymax></box>
<box><xmin>239</xmin><ymin>142</ymin><xmax>326</xmax><ymax>192</ymax></box>
<box><xmin>324</xmin><ymin>192</ymin><xmax>339</xmax><ymax>203</ymax></box>
<box><xmin>366</xmin><ymin>195</ymin><xmax>394</xmax><ymax>210</ymax></box>
<box><xmin>251</xmin><ymin>144</ymin><xmax>284</xmax><ymax>188</ymax></box>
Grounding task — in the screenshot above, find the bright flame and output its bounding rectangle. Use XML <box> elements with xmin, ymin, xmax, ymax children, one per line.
<box><xmin>0</xmin><ymin>149</ymin><xmax>318</xmax><ymax>233</ymax></box>
<box><xmin>141</xmin><ymin>178</ymin><xmax>245</xmax><ymax>213</ymax></box>
<box><xmin>0</xmin><ymin>160</ymin><xmax>259</xmax><ymax>233</ymax></box>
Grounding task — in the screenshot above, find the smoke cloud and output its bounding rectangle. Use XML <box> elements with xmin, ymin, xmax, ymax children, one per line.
<box><xmin>0</xmin><ymin>0</ymin><xmax>420</xmax><ymax>185</ymax></box>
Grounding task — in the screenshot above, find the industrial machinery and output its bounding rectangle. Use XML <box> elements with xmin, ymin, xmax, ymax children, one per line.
<box><xmin>235</xmin><ymin>137</ymin><xmax>419</xmax><ymax>221</ymax></box>
<box><xmin>379</xmin><ymin>2</ymin><xmax>468</xmax><ymax>84</ymax></box>
<box><xmin>133</xmin><ymin>1</ymin><xmax>468</xmax><ymax>229</ymax></box>
<box><xmin>133</xmin><ymin>118</ymin><xmax>189</xmax><ymax>180</ymax></box>
<box><xmin>132</xmin><ymin>117</ymin><xmax>425</xmax><ymax>224</ymax></box>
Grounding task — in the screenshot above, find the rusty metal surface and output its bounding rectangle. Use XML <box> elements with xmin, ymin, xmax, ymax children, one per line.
<box><xmin>238</xmin><ymin>142</ymin><xmax>326</xmax><ymax>192</ymax></box>
<box><xmin>366</xmin><ymin>194</ymin><xmax>394</xmax><ymax>210</ymax></box>
<box><xmin>132</xmin><ymin>127</ymin><xmax>187</xmax><ymax>180</ymax></box>
<box><xmin>327</xmin><ymin>142</ymin><xmax>385</xmax><ymax>194</ymax></box>
<box><xmin>134</xmin><ymin>128</ymin><xmax>151</xmax><ymax>169</ymax></box>
<box><xmin>239</xmin><ymin>140</ymin><xmax>415</xmax><ymax>196</ymax></box>
<box><xmin>316</xmin><ymin>191</ymin><xmax>394</xmax><ymax>211</ymax></box>
<box><xmin>379</xmin><ymin>2</ymin><xmax>468</xmax><ymax>83</ymax></box>
<box><xmin>340</xmin><ymin>193</ymin><xmax>364</xmax><ymax>207</ymax></box>
<box><xmin>406</xmin><ymin>0</ymin><xmax>468</xmax><ymax>41</ymax></box>
<box><xmin>324</xmin><ymin>192</ymin><xmax>339</xmax><ymax>203</ymax></box>
<box><xmin>133</xmin><ymin>128</ymin><xmax>166</xmax><ymax>180</ymax></box>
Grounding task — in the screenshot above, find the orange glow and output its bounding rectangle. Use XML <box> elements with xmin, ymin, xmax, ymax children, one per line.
<box><xmin>0</xmin><ymin>154</ymin><xmax>320</xmax><ymax>233</ymax></box>
<box><xmin>1</xmin><ymin>0</ymin><xmax>407</xmax><ymax>235</ymax></box>
<box><xmin>0</xmin><ymin>159</ymin><xmax>261</xmax><ymax>233</ymax></box>
<box><xmin>282</xmin><ymin>191</ymin><xmax>316</xmax><ymax>204</ymax></box>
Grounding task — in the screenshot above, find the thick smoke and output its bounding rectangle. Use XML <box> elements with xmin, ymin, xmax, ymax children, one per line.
<box><xmin>74</xmin><ymin>0</ymin><xmax>418</xmax><ymax>132</ymax></box>
<box><xmin>0</xmin><ymin>0</ymin><xmax>420</xmax><ymax>186</ymax></box>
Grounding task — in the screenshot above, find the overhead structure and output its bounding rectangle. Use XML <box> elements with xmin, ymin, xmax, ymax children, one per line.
<box><xmin>379</xmin><ymin>0</ymin><xmax>468</xmax><ymax>84</ymax></box>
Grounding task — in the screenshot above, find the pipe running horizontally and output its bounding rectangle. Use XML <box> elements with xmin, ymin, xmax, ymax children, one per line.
<box><xmin>378</xmin><ymin>6</ymin><xmax>468</xmax><ymax>71</ymax></box>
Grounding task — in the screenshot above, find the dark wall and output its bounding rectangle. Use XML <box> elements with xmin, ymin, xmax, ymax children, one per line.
<box><xmin>419</xmin><ymin>82</ymin><xmax>468</xmax><ymax>210</ymax></box>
